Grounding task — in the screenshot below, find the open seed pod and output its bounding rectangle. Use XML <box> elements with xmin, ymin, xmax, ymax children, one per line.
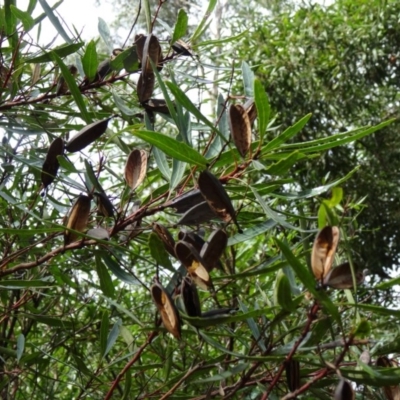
<box><xmin>285</xmin><ymin>359</ymin><xmax>300</xmax><ymax>392</ymax></box>
<box><xmin>94</xmin><ymin>192</ymin><xmax>114</xmax><ymax>218</ymax></box>
<box><xmin>142</xmin><ymin>34</ymin><xmax>162</xmax><ymax>75</ymax></box>
<box><xmin>171</xmin><ymin>39</ymin><xmax>194</xmax><ymax>57</ymax></box>
<box><xmin>178</xmin><ymin>230</ymin><xmax>205</xmax><ymax>253</ymax></box>
<box><xmin>167</xmin><ymin>189</ymin><xmax>207</xmax><ymax>213</ymax></box>
<box><xmin>323</xmin><ymin>262</ymin><xmax>366</xmax><ymax>289</ymax></box>
<box><xmin>135</xmin><ymin>34</ymin><xmax>146</xmax><ymax>61</ymax></box>
<box><xmin>150</xmin><ymin>281</ymin><xmax>181</xmax><ymax>339</ymax></box>
<box><xmin>181</xmin><ymin>276</ymin><xmax>201</xmax><ymax>317</ymax></box>
<box><xmin>244</xmin><ymin>98</ymin><xmax>257</xmax><ymax>126</ymax></box>
<box><xmin>175</xmin><ymin>241</ymin><xmax>211</xmax><ymax>290</ymax></box>
<box><xmin>153</xmin><ymin>223</ymin><xmax>176</xmax><ymax>257</ymax></box>
<box><xmin>41</xmin><ymin>137</ymin><xmax>64</xmax><ymax>188</ymax></box>
<box><xmin>200</xmin><ymin>229</ymin><xmax>228</xmax><ymax>272</ymax></box>
<box><xmin>311</xmin><ymin>226</ymin><xmax>339</xmax><ymax>281</ymax></box>
<box><xmin>198</xmin><ymin>170</ymin><xmax>241</xmax><ymax>231</ymax></box>
<box><xmin>334</xmin><ymin>378</ymin><xmax>354</xmax><ymax>400</ymax></box>
<box><xmin>137</xmin><ymin>72</ymin><xmax>155</xmax><ymax>103</ymax></box>
<box><xmin>64</xmin><ymin>195</ymin><xmax>91</xmax><ymax>245</ymax></box>
<box><xmin>142</xmin><ymin>98</ymin><xmax>170</xmax><ymax>114</ymax></box>
<box><xmin>66</xmin><ymin>118</ymin><xmax>111</xmax><ymax>153</ymax></box>
<box><xmin>124</xmin><ymin>149</ymin><xmax>147</xmax><ymax>190</ymax></box>
<box><xmin>229</xmin><ymin>103</ymin><xmax>252</xmax><ymax>158</ymax></box>
<box><xmin>376</xmin><ymin>356</ymin><xmax>400</xmax><ymax>400</ymax></box>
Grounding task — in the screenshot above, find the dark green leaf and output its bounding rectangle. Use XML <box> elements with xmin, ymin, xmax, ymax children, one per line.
<box><xmin>82</xmin><ymin>40</ymin><xmax>98</xmax><ymax>83</ymax></box>
<box><xmin>171</xmin><ymin>9</ymin><xmax>188</xmax><ymax>44</ymax></box>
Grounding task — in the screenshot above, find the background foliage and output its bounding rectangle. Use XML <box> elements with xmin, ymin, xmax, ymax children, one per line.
<box><xmin>1</xmin><ymin>0</ymin><xmax>400</xmax><ymax>399</ymax></box>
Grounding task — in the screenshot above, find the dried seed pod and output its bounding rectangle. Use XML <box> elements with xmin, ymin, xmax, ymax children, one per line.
<box><xmin>178</xmin><ymin>230</ymin><xmax>205</xmax><ymax>253</ymax></box>
<box><xmin>64</xmin><ymin>195</ymin><xmax>91</xmax><ymax>245</ymax></box>
<box><xmin>177</xmin><ymin>201</ymin><xmax>218</xmax><ymax>226</ymax></box>
<box><xmin>94</xmin><ymin>192</ymin><xmax>114</xmax><ymax>218</ymax></box>
<box><xmin>142</xmin><ymin>98</ymin><xmax>170</xmax><ymax>114</ymax></box>
<box><xmin>167</xmin><ymin>189</ymin><xmax>206</xmax><ymax>213</ymax></box>
<box><xmin>150</xmin><ymin>281</ymin><xmax>181</xmax><ymax>339</ymax></box>
<box><xmin>200</xmin><ymin>229</ymin><xmax>228</xmax><ymax>272</ymax></box>
<box><xmin>334</xmin><ymin>378</ymin><xmax>354</xmax><ymax>400</ymax></box>
<box><xmin>153</xmin><ymin>223</ymin><xmax>176</xmax><ymax>257</ymax></box>
<box><xmin>181</xmin><ymin>276</ymin><xmax>201</xmax><ymax>317</ymax></box>
<box><xmin>135</xmin><ymin>34</ymin><xmax>147</xmax><ymax>63</ymax></box>
<box><xmin>96</xmin><ymin>58</ymin><xmax>112</xmax><ymax>81</ymax></box>
<box><xmin>172</xmin><ymin>39</ymin><xmax>195</xmax><ymax>58</ymax></box>
<box><xmin>228</xmin><ymin>103</ymin><xmax>252</xmax><ymax>158</ymax></box>
<box><xmin>41</xmin><ymin>137</ymin><xmax>64</xmax><ymax>188</ymax></box>
<box><xmin>175</xmin><ymin>241</ymin><xmax>211</xmax><ymax>290</ymax></box>
<box><xmin>137</xmin><ymin>73</ymin><xmax>155</xmax><ymax>103</ymax></box>
<box><xmin>198</xmin><ymin>170</ymin><xmax>241</xmax><ymax>231</ymax></box>
<box><xmin>66</xmin><ymin>118</ymin><xmax>111</xmax><ymax>153</ymax></box>
<box><xmin>142</xmin><ymin>34</ymin><xmax>162</xmax><ymax>75</ymax></box>
<box><xmin>323</xmin><ymin>262</ymin><xmax>366</xmax><ymax>289</ymax></box>
<box><xmin>244</xmin><ymin>98</ymin><xmax>257</xmax><ymax>126</ymax></box>
<box><xmin>285</xmin><ymin>359</ymin><xmax>300</xmax><ymax>392</ymax></box>
<box><xmin>376</xmin><ymin>357</ymin><xmax>400</xmax><ymax>400</ymax></box>
<box><xmin>124</xmin><ymin>149</ymin><xmax>147</xmax><ymax>190</ymax></box>
<box><xmin>311</xmin><ymin>226</ymin><xmax>339</xmax><ymax>281</ymax></box>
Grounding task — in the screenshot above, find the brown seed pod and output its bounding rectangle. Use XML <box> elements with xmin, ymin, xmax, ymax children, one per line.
<box><xmin>150</xmin><ymin>282</ymin><xmax>181</xmax><ymax>339</ymax></box>
<box><xmin>285</xmin><ymin>359</ymin><xmax>300</xmax><ymax>392</ymax></box>
<box><xmin>167</xmin><ymin>189</ymin><xmax>206</xmax><ymax>213</ymax></box>
<box><xmin>200</xmin><ymin>229</ymin><xmax>228</xmax><ymax>272</ymax></box>
<box><xmin>41</xmin><ymin>137</ymin><xmax>64</xmax><ymax>188</ymax></box>
<box><xmin>323</xmin><ymin>262</ymin><xmax>366</xmax><ymax>289</ymax></box>
<box><xmin>94</xmin><ymin>192</ymin><xmax>114</xmax><ymax>218</ymax></box>
<box><xmin>142</xmin><ymin>98</ymin><xmax>170</xmax><ymax>114</ymax></box>
<box><xmin>66</xmin><ymin>118</ymin><xmax>111</xmax><ymax>153</ymax></box>
<box><xmin>64</xmin><ymin>195</ymin><xmax>91</xmax><ymax>245</ymax></box>
<box><xmin>198</xmin><ymin>170</ymin><xmax>241</xmax><ymax>231</ymax></box>
<box><xmin>56</xmin><ymin>64</ymin><xmax>78</xmax><ymax>96</ymax></box>
<box><xmin>142</xmin><ymin>34</ymin><xmax>162</xmax><ymax>75</ymax></box>
<box><xmin>175</xmin><ymin>241</ymin><xmax>211</xmax><ymax>290</ymax></box>
<box><xmin>181</xmin><ymin>276</ymin><xmax>201</xmax><ymax>317</ymax></box>
<box><xmin>137</xmin><ymin>73</ymin><xmax>155</xmax><ymax>103</ymax></box>
<box><xmin>124</xmin><ymin>149</ymin><xmax>147</xmax><ymax>190</ymax></box>
<box><xmin>177</xmin><ymin>201</ymin><xmax>218</xmax><ymax>226</ymax></box>
<box><xmin>228</xmin><ymin>103</ymin><xmax>252</xmax><ymax>158</ymax></box>
<box><xmin>334</xmin><ymin>378</ymin><xmax>354</xmax><ymax>400</ymax></box>
<box><xmin>311</xmin><ymin>226</ymin><xmax>339</xmax><ymax>281</ymax></box>
<box><xmin>153</xmin><ymin>223</ymin><xmax>176</xmax><ymax>257</ymax></box>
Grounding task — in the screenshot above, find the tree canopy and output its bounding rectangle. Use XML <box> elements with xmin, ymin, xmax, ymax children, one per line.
<box><xmin>0</xmin><ymin>0</ymin><xmax>400</xmax><ymax>399</ymax></box>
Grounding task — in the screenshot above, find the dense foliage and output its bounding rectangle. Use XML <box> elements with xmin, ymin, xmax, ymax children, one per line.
<box><xmin>1</xmin><ymin>0</ymin><xmax>400</xmax><ymax>399</ymax></box>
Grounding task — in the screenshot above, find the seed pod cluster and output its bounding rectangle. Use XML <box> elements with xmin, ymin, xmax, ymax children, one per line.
<box><xmin>124</xmin><ymin>149</ymin><xmax>148</xmax><ymax>191</ymax></box>
<box><xmin>150</xmin><ymin>281</ymin><xmax>181</xmax><ymax>339</ymax></box>
<box><xmin>41</xmin><ymin>137</ymin><xmax>64</xmax><ymax>189</ymax></box>
<box><xmin>64</xmin><ymin>195</ymin><xmax>91</xmax><ymax>245</ymax></box>
<box><xmin>66</xmin><ymin>118</ymin><xmax>111</xmax><ymax>153</ymax></box>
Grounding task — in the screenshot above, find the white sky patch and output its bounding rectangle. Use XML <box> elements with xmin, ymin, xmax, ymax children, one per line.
<box><xmin>18</xmin><ymin>0</ymin><xmax>116</xmax><ymax>43</ymax></box>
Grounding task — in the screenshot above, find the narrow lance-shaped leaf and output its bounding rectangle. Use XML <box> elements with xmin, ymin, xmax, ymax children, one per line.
<box><xmin>171</xmin><ymin>9</ymin><xmax>188</xmax><ymax>44</ymax></box>
<box><xmin>81</xmin><ymin>40</ymin><xmax>98</xmax><ymax>83</ymax></box>
<box><xmin>66</xmin><ymin>117</ymin><xmax>111</xmax><ymax>153</ymax></box>
<box><xmin>124</xmin><ymin>149</ymin><xmax>147</xmax><ymax>191</ymax></box>
<box><xmin>64</xmin><ymin>195</ymin><xmax>91</xmax><ymax>245</ymax></box>
<box><xmin>41</xmin><ymin>137</ymin><xmax>64</xmax><ymax>189</ymax></box>
<box><xmin>150</xmin><ymin>281</ymin><xmax>181</xmax><ymax>339</ymax></box>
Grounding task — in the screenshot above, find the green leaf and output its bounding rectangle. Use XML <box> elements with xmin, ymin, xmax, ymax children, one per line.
<box><xmin>104</xmin><ymin>318</ymin><xmax>121</xmax><ymax>357</ymax></box>
<box><xmin>148</xmin><ymin>233</ymin><xmax>173</xmax><ymax>271</ymax></box>
<box><xmin>16</xmin><ymin>334</ymin><xmax>25</xmax><ymax>363</ymax></box>
<box><xmin>98</xmin><ymin>17</ymin><xmax>112</xmax><ymax>52</ymax></box>
<box><xmin>264</xmin><ymin>114</ymin><xmax>312</xmax><ymax>152</ymax></box>
<box><xmin>153</xmin><ymin>147</ymin><xmax>171</xmax><ymax>180</ymax></box>
<box><xmin>242</xmin><ymin>61</ymin><xmax>255</xmax><ymax>98</ymax></box>
<box><xmin>196</xmin><ymin>31</ymin><xmax>248</xmax><ymax>48</ymax></box>
<box><xmin>10</xmin><ymin>5</ymin><xmax>34</xmax><ymax>31</ymax></box>
<box><xmin>238</xmin><ymin>300</ymin><xmax>266</xmax><ymax>352</ymax></box>
<box><xmin>0</xmin><ymin>280</ymin><xmax>55</xmax><ymax>289</ymax></box>
<box><xmin>95</xmin><ymin>253</ymin><xmax>115</xmax><ymax>299</ymax></box>
<box><xmin>100</xmin><ymin>311</ymin><xmax>109</xmax><ymax>358</ymax></box>
<box><xmin>190</xmin><ymin>0</ymin><xmax>218</xmax><ymax>43</ymax></box>
<box><xmin>228</xmin><ymin>219</ymin><xmax>278</xmax><ymax>246</ymax></box>
<box><xmin>142</xmin><ymin>0</ymin><xmax>151</xmax><ymax>32</ymax></box>
<box><xmin>273</xmin><ymin>271</ymin><xmax>296</xmax><ymax>312</ymax></box>
<box><xmin>26</xmin><ymin>42</ymin><xmax>84</xmax><ymax>63</ymax></box>
<box><xmin>171</xmin><ymin>9</ymin><xmax>188</xmax><ymax>44</ymax></box>
<box><xmin>38</xmin><ymin>0</ymin><xmax>72</xmax><ymax>43</ymax></box>
<box><xmin>265</xmin><ymin>151</ymin><xmax>305</xmax><ymax>176</ymax></box>
<box><xmin>254</xmin><ymin>79</ymin><xmax>269</xmax><ymax>143</ymax></box>
<box><xmin>275</xmin><ymin>239</ymin><xmax>340</xmax><ymax>322</ymax></box>
<box><xmin>99</xmin><ymin>251</ymin><xmax>140</xmax><ymax>286</ymax></box>
<box><xmin>129</xmin><ymin>130</ymin><xmax>207</xmax><ymax>168</ymax></box>
<box><xmin>82</xmin><ymin>40</ymin><xmax>98</xmax><ymax>83</ymax></box>
<box><xmin>51</xmin><ymin>52</ymin><xmax>91</xmax><ymax>124</ymax></box>
<box><xmin>110</xmin><ymin>46</ymin><xmax>139</xmax><ymax>73</ymax></box>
